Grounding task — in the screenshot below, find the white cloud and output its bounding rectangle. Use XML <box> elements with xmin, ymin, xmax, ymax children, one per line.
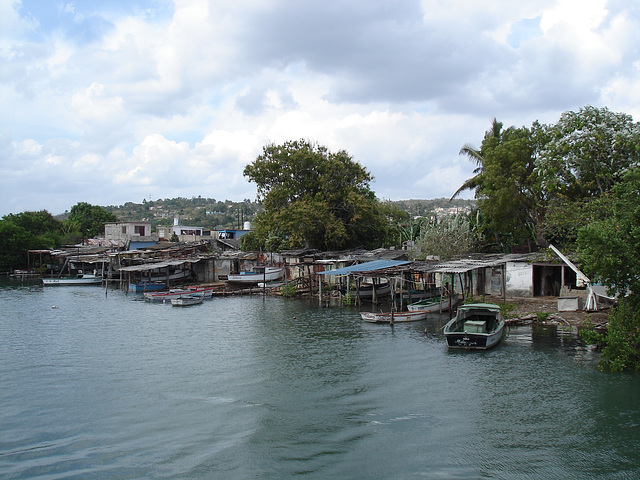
<box><xmin>1</xmin><ymin>0</ymin><xmax>640</xmax><ymax>215</ymax></box>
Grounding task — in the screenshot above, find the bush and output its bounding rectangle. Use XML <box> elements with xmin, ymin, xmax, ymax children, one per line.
<box><xmin>581</xmin><ymin>300</ymin><xmax>640</xmax><ymax>372</ymax></box>
<box><xmin>281</xmin><ymin>282</ymin><xmax>297</xmax><ymax>298</ymax></box>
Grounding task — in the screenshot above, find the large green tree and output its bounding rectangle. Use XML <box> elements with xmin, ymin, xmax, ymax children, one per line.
<box><xmin>578</xmin><ymin>166</ymin><xmax>640</xmax><ymax>371</ymax></box>
<box><xmin>0</xmin><ymin>221</ymin><xmax>35</xmax><ymax>272</ymax></box>
<box><xmin>538</xmin><ymin>106</ymin><xmax>640</xmax><ymax>246</ymax></box>
<box><xmin>577</xmin><ymin>166</ymin><xmax>640</xmax><ymax>302</ymax></box>
<box><xmin>463</xmin><ymin>122</ymin><xmax>548</xmax><ymax>249</ymax></box>
<box><xmin>456</xmin><ymin>106</ymin><xmax>640</xmax><ymax>249</ymax></box>
<box><xmin>68</xmin><ymin>202</ymin><xmax>118</xmax><ymax>239</ymax></box>
<box><xmin>2</xmin><ymin>210</ymin><xmax>61</xmax><ymax>236</ymax></box>
<box><xmin>0</xmin><ymin>210</ymin><xmax>63</xmax><ymax>271</ymax></box>
<box><xmin>451</xmin><ymin>117</ymin><xmax>503</xmax><ymax>200</ymax></box>
<box><xmin>538</xmin><ymin>105</ymin><xmax>640</xmax><ymax>200</ymax></box>
<box><xmin>243</xmin><ymin>139</ymin><xmax>395</xmax><ymax>250</ymax></box>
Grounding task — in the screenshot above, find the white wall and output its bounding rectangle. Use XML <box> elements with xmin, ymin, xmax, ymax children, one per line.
<box><xmin>505</xmin><ymin>261</ymin><xmax>533</xmax><ymax>297</ymax></box>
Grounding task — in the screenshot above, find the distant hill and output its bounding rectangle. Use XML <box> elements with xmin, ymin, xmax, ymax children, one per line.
<box><xmin>98</xmin><ymin>197</ymin><xmax>476</xmax><ymax>230</ymax></box>
<box><xmin>102</xmin><ymin>197</ymin><xmax>262</xmax><ymax>231</ymax></box>
<box><xmin>390</xmin><ymin>198</ymin><xmax>476</xmax><ymax>217</ymax></box>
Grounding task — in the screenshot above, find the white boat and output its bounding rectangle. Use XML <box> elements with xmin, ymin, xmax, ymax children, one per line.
<box><xmin>144</xmin><ymin>286</ymin><xmax>214</xmax><ymax>302</ymax></box>
<box><xmin>407</xmin><ymin>295</ymin><xmax>459</xmax><ymax>313</ymax></box>
<box><xmin>42</xmin><ymin>274</ymin><xmax>102</xmax><ymax>286</ymax></box>
<box><xmin>227</xmin><ymin>266</ymin><xmax>284</xmax><ymax>284</ymax></box>
<box><xmin>443</xmin><ymin>303</ymin><xmax>505</xmax><ymax>350</ymax></box>
<box><xmin>171</xmin><ymin>294</ymin><xmax>205</xmax><ymax>306</ymax></box>
<box><xmin>360</xmin><ymin>310</ymin><xmax>430</xmax><ymax>323</ymax></box>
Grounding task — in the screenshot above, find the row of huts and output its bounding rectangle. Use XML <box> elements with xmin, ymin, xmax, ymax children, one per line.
<box><xmin>31</xmin><ymin>237</ymin><xmax>593</xmax><ymax>306</ymax></box>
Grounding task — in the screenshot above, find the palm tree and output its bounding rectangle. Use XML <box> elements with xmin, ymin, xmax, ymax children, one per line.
<box><xmin>450</xmin><ymin>118</ymin><xmax>502</xmax><ymax>200</ymax></box>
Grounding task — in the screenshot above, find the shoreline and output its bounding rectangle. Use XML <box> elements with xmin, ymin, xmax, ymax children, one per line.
<box><xmin>504</xmin><ymin>296</ymin><xmax>610</xmax><ymax>328</ymax></box>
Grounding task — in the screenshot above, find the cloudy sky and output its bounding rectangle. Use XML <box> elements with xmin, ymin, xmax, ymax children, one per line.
<box><xmin>1</xmin><ymin>0</ymin><xmax>639</xmax><ymax>216</ymax></box>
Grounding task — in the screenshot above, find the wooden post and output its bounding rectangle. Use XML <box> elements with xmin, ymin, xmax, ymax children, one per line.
<box><xmin>372</xmin><ymin>277</ymin><xmax>377</xmax><ymax>305</ymax></box>
<box><xmin>503</xmin><ymin>263</ymin><xmax>507</xmax><ymax>303</ymax></box>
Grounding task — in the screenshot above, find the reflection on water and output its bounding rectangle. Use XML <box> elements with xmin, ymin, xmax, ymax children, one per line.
<box><xmin>0</xmin><ymin>278</ymin><xmax>639</xmax><ymax>479</ymax></box>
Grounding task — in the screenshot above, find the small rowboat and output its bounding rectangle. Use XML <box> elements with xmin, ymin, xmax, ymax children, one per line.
<box><xmin>171</xmin><ymin>294</ymin><xmax>205</xmax><ymax>306</ymax></box>
<box><xmin>407</xmin><ymin>295</ymin><xmax>459</xmax><ymax>312</ymax></box>
<box><xmin>227</xmin><ymin>266</ymin><xmax>284</xmax><ymax>284</ymax></box>
<box><xmin>144</xmin><ymin>286</ymin><xmax>214</xmax><ymax>302</ymax></box>
<box><xmin>360</xmin><ymin>310</ymin><xmax>430</xmax><ymax>323</ymax></box>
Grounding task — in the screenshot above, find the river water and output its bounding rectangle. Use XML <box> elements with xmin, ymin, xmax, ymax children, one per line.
<box><xmin>1</xmin><ymin>278</ymin><xmax>640</xmax><ymax>479</ymax></box>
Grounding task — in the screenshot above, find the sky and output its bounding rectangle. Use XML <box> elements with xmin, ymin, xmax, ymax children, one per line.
<box><xmin>1</xmin><ymin>0</ymin><xmax>640</xmax><ymax>216</ymax></box>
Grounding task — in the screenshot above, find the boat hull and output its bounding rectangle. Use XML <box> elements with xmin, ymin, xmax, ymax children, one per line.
<box><xmin>144</xmin><ymin>286</ymin><xmax>214</xmax><ymax>301</ymax></box>
<box><xmin>227</xmin><ymin>267</ymin><xmax>284</xmax><ymax>284</ymax></box>
<box><xmin>171</xmin><ymin>294</ymin><xmax>204</xmax><ymax>306</ymax></box>
<box><xmin>443</xmin><ymin>303</ymin><xmax>505</xmax><ymax>350</ymax></box>
<box><xmin>360</xmin><ymin>310</ymin><xmax>430</xmax><ymax>323</ymax></box>
<box><xmin>42</xmin><ymin>275</ymin><xmax>102</xmax><ymax>286</ymax></box>
<box><xmin>407</xmin><ymin>295</ymin><xmax>459</xmax><ymax>313</ymax></box>
<box><xmin>355</xmin><ymin>283</ymin><xmax>391</xmax><ymax>298</ymax></box>
<box><xmin>129</xmin><ymin>282</ymin><xmax>165</xmax><ymax>292</ymax></box>
<box><xmin>444</xmin><ymin>327</ymin><xmax>504</xmax><ymax>349</ymax></box>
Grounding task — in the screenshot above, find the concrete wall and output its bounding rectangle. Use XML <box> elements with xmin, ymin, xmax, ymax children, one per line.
<box><xmin>505</xmin><ymin>261</ymin><xmax>533</xmax><ymax>297</ymax></box>
<box><xmin>193</xmin><ymin>259</ymin><xmax>215</xmax><ymax>283</ymax></box>
<box><xmin>104</xmin><ymin>222</ymin><xmax>156</xmax><ymax>243</ymax></box>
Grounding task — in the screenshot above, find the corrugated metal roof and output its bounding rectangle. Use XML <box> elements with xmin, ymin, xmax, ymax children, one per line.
<box><xmin>318</xmin><ymin>259</ymin><xmax>410</xmax><ymax>275</ymax></box>
<box><xmin>430</xmin><ymin>259</ymin><xmax>504</xmax><ymax>274</ymax></box>
<box><xmin>117</xmin><ymin>260</ymin><xmax>191</xmax><ymax>272</ymax></box>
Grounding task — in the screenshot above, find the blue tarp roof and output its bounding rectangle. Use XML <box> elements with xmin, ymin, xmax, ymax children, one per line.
<box><xmin>130</xmin><ymin>241</ymin><xmax>158</xmax><ymax>250</ymax></box>
<box><xmin>318</xmin><ymin>259</ymin><xmax>410</xmax><ymax>276</ymax></box>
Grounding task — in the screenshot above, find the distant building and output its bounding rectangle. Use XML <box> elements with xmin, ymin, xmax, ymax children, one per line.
<box><xmin>104</xmin><ymin>221</ymin><xmax>158</xmax><ymax>250</ymax></box>
<box><xmin>157</xmin><ymin>217</ymin><xmax>212</xmax><ymax>242</ymax></box>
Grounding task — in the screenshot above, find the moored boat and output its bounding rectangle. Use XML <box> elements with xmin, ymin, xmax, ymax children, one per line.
<box><xmin>355</xmin><ymin>280</ymin><xmax>391</xmax><ymax>298</ymax></box>
<box><xmin>129</xmin><ymin>282</ymin><xmax>166</xmax><ymax>292</ymax></box>
<box><xmin>42</xmin><ymin>274</ymin><xmax>102</xmax><ymax>286</ymax></box>
<box><xmin>171</xmin><ymin>293</ymin><xmax>205</xmax><ymax>306</ymax></box>
<box><xmin>144</xmin><ymin>286</ymin><xmax>215</xmax><ymax>302</ymax></box>
<box><xmin>443</xmin><ymin>303</ymin><xmax>505</xmax><ymax>350</ymax></box>
<box><xmin>360</xmin><ymin>310</ymin><xmax>430</xmax><ymax>323</ymax></box>
<box><xmin>227</xmin><ymin>266</ymin><xmax>284</xmax><ymax>284</ymax></box>
<box><xmin>407</xmin><ymin>295</ymin><xmax>459</xmax><ymax>313</ymax></box>
<box><xmin>12</xmin><ymin>269</ymin><xmax>38</xmax><ymax>277</ymax></box>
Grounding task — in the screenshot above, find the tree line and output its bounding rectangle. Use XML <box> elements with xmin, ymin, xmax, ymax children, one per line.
<box><xmin>0</xmin><ymin>203</ymin><xmax>117</xmax><ymax>272</ymax></box>
<box><xmin>103</xmin><ymin>197</ymin><xmax>263</xmax><ymax>231</ymax></box>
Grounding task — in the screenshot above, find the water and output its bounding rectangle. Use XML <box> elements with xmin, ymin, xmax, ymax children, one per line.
<box><xmin>2</xmin><ymin>279</ymin><xmax>640</xmax><ymax>479</ymax></box>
